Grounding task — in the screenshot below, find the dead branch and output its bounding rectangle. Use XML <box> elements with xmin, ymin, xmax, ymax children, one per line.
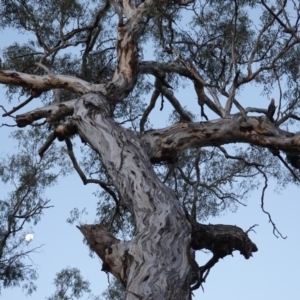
<box><xmin>190</xmin><ymin>221</ymin><xmax>258</xmax><ymax>259</ymax></box>
<box><xmin>38</xmin><ymin>132</ymin><xmax>57</xmax><ymax>158</ymax></box>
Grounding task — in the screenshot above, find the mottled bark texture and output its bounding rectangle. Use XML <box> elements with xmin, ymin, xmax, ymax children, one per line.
<box><xmin>4</xmin><ymin>60</ymin><xmax>295</xmax><ymax>298</ymax></box>
<box><xmin>1</xmin><ymin>0</ymin><xmax>290</xmax><ymax>298</ymax></box>
<box><xmin>55</xmin><ymin>92</ymin><xmax>257</xmax><ymax>299</ymax></box>
<box><xmin>3</xmin><ymin>66</ymin><xmax>264</xmax><ymax>299</ymax></box>
<box><xmin>68</xmin><ymin>93</ymin><xmax>194</xmax><ymax>299</ymax></box>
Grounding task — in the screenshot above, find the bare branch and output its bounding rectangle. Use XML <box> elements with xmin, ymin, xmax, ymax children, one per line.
<box><xmin>15</xmin><ymin>99</ymin><xmax>76</xmax><ymax>127</ymax></box>
<box><xmin>218</xmin><ymin>146</ymin><xmax>263</xmax><ymax>167</ymax></box>
<box><xmin>140</xmin><ymin>89</ymin><xmax>160</xmax><ymax>132</ymax></box>
<box><xmin>142</xmin><ymin>116</ymin><xmax>300</xmax><ymax>165</ymax></box>
<box><xmin>224</xmin><ymin>70</ymin><xmax>240</xmax><ymax>116</ymax></box>
<box><xmin>38</xmin><ymin>132</ymin><xmax>57</xmax><ymax>158</ymax></box>
<box><xmin>0</xmin><ymin>70</ymin><xmax>106</xmax><ymax>95</ymax></box>
<box><xmin>256</xmin><ymin>167</ymin><xmax>287</xmax><ymax>239</ymax></box>
<box><xmin>155</xmin><ymin>79</ymin><xmax>192</xmax><ymax>122</ymax></box>
<box><xmin>277</xmin><ymin>113</ymin><xmax>300</xmax><ymax>126</ymax></box>
<box><xmin>64</xmin><ymin>138</ymin><xmax>119</xmax><ymax>204</ymax></box>
<box><xmin>2</xmin><ymin>95</ymin><xmax>34</xmax><ymax>117</ymax></box>
<box><xmin>35</xmin><ymin>62</ymin><xmax>54</xmax><ymax>75</ymax></box>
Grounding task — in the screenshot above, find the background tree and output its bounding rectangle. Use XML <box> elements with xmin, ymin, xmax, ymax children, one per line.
<box><xmin>101</xmin><ymin>277</ymin><xmax>125</xmax><ymax>300</ymax></box>
<box><xmin>0</xmin><ymin>128</ymin><xmax>69</xmax><ymax>294</ymax></box>
<box><xmin>46</xmin><ymin>267</ymin><xmax>100</xmax><ymax>300</ymax></box>
<box><xmin>0</xmin><ymin>0</ymin><xmax>300</xmax><ymax>299</ymax></box>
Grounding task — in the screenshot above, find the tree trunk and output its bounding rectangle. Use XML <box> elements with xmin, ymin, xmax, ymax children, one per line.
<box><xmin>64</xmin><ymin>93</ymin><xmax>196</xmax><ymax>299</ymax></box>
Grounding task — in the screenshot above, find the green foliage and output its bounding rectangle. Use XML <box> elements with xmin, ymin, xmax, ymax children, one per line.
<box><xmin>100</xmin><ymin>276</ymin><xmax>125</xmax><ymax>300</ymax></box>
<box><xmin>46</xmin><ymin>267</ymin><xmax>100</xmax><ymax>300</ymax></box>
<box><xmin>0</xmin><ymin>127</ymin><xmax>71</xmax><ymax>294</ymax></box>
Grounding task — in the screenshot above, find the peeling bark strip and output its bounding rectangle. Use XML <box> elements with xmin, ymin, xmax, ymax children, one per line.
<box><xmin>70</xmin><ymin>93</ymin><xmax>194</xmax><ymax>299</ymax></box>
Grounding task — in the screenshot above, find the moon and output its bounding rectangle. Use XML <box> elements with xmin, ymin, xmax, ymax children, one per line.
<box><xmin>25</xmin><ymin>233</ymin><xmax>34</xmax><ymax>242</ymax></box>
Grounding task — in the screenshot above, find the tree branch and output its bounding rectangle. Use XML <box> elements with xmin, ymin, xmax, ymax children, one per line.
<box><xmin>106</xmin><ymin>0</ymin><xmax>154</xmax><ymax>100</ymax></box>
<box><xmin>15</xmin><ymin>99</ymin><xmax>76</xmax><ymax>127</ymax></box>
<box><xmin>217</xmin><ymin>146</ymin><xmax>263</xmax><ymax>167</ymax></box>
<box><xmin>140</xmin><ymin>60</ymin><xmax>224</xmax><ymax>117</ymax></box>
<box><xmin>141</xmin><ymin>116</ymin><xmax>300</xmax><ymax>166</ymax></box>
<box><xmin>77</xmin><ymin>224</ymin><xmax>126</xmax><ymax>285</ymax></box>
<box><xmin>190</xmin><ymin>221</ymin><xmax>258</xmax><ymax>259</ymax></box>
<box><xmin>38</xmin><ymin>132</ymin><xmax>57</xmax><ymax>158</ymax></box>
<box><xmin>256</xmin><ymin>167</ymin><xmax>287</xmax><ymax>239</ymax></box>
<box><xmin>0</xmin><ymin>70</ymin><xmax>106</xmax><ymax>95</ymax></box>
<box><xmin>140</xmin><ymin>89</ymin><xmax>160</xmax><ymax>132</ymax></box>
<box><xmin>155</xmin><ymin>79</ymin><xmax>192</xmax><ymax>122</ymax></box>
<box><xmin>2</xmin><ymin>95</ymin><xmax>34</xmax><ymax>117</ymax></box>
<box><xmin>261</xmin><ymin>0</ymin><xmax>300</xmax><ymax>42</ymax></box>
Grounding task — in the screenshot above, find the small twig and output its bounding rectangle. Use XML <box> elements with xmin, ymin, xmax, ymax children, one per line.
<box><xmin>2</xmin><ymin>96</ymin><xmax>34</xmax><ymax>117</ymax></box>
<box><xmin>256</xmin><ymin>166</ymin><xmax>287</xmax><ymax>239</ymax></box>
<box><xmin>276</xmin><ymin>113</ymin><xmax>300</xmax><ymax>126</ymax></box>
<box><xmin>246</xmin><ymin>224</ymin><xmax>259</xmax><ymax>234</ymax></box>
<box><xmin>198</xmin><ymin>255</ymin><xmax>219</xmax><ymax>284</ymax></box>
<box><xmin>0</xmin><ymin>105</ymin><xmax>8</xmax><ymax>114</ymax></box>
<box><xmin>65</xmin><ymin>138</ymin><xmax>119</xmax><ymax>203</ymax></box>
<box><xmin>0</xmin><ymin>123</ymin><xmax>17</xmax><ymax>128</ymax></box>
<box><xmin>218</xmin><ymin>146</ymin><xmax>263</xmax><ymax>167</ymax></box>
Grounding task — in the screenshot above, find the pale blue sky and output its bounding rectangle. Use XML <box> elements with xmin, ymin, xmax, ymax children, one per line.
<box><xmin>1</xmin><ymin>9</ymin><xmax>300</xmax><ymax>300</ymax></box>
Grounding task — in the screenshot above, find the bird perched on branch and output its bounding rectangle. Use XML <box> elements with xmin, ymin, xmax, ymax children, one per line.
<box><xmin>267</xmin><ymin>98</ymin><xmax>276</xmax><ymax>122</ymax></box>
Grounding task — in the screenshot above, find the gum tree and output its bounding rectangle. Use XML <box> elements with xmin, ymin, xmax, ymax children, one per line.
<box><xmin>1</xmin><ymin>0</ymin><xmax>300</xmax><ymax>299</ymax></box>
